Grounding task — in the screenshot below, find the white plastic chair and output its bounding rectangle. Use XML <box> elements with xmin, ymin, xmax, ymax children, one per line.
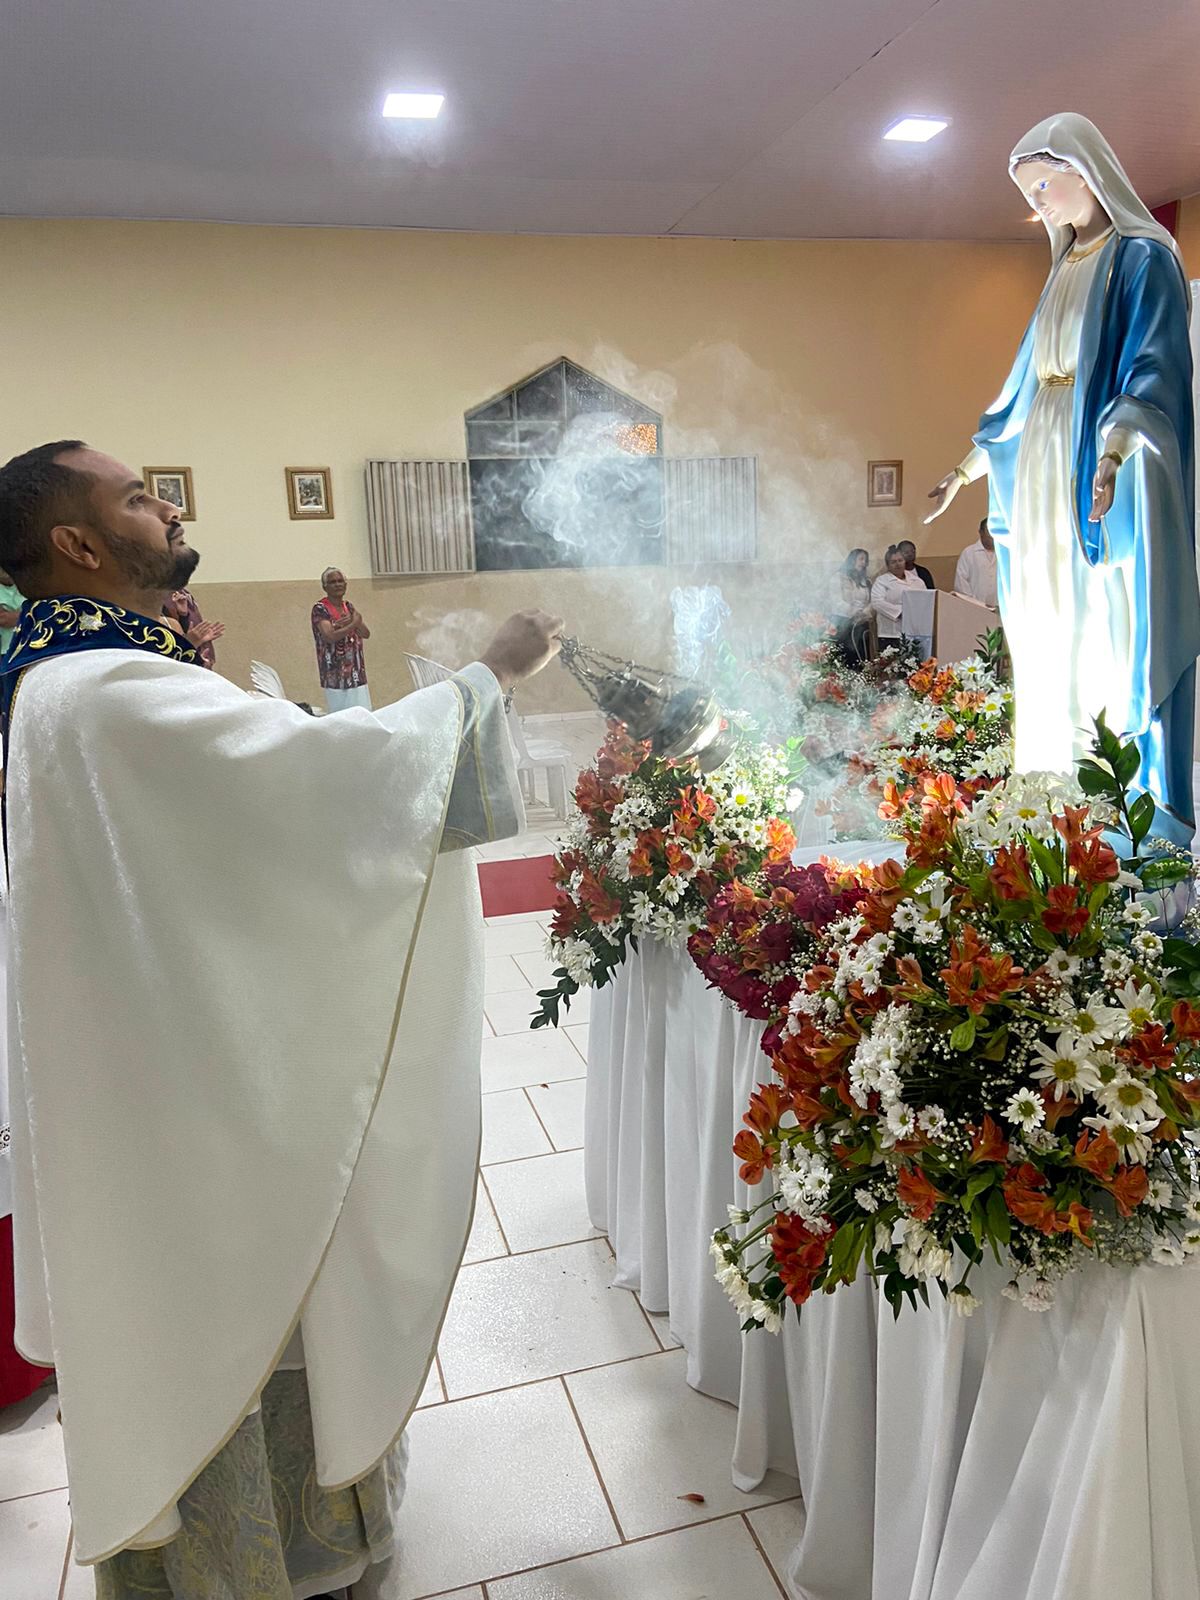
<box><xmin>402</xmin><ymin>651</ymin><xmax>454</xmax><ymax>690</ymax></box>
<box><xmin>506</xmin><ymin>706</ymin><xmax>572</xmax><ymax>822</ymax></box>
<box><xmin>404</xmin><ymin>651</ymin><xmax>571</xmax><ymax>821</ymax></box>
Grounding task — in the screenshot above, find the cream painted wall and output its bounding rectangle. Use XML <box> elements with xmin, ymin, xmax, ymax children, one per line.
<box><xmin>0</xmin><ymin>219</ymin><xmax>1045</xmax><ymax>707</ymax></box>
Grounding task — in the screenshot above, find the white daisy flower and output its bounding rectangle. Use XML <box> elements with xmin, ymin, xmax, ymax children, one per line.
<box><xmin>1003</xmin><ymin>1089</ymin><xmax>1045</xmax><ymax>1133</ymax></box>
<box><xmin>1095</xmin><ymin>1075</ymin><xmax>1163</xmax><ymax>1128</ymax></box>
<box><xmin>1115</xmin><ymin>980</ymin><xmax>1158</xmax><ymax>1031</ymax></box>
<box><xmin>1029</xmin><ymin>1033</ymin><xmax>1103</xmax><ymax>1100</ymax></box>
<box><xmin>1042</xmin><ymin>948</ymin><xmax>1080</xmax><ymax>982</ymax></box>
<box><xmin>855</xmin><ymin>1187</ymin><xmax>879</xmax><ymax>1214</ymax></box>
<box><xmin>918</xmin><ymin>1104</ymin><xmax>948</xmax><ymax>1137</ymax></box>
<box><xmin>1082</xmin><ymin>1115</ymin><xmax>1154</xmax><ymax>1166</ymax></box>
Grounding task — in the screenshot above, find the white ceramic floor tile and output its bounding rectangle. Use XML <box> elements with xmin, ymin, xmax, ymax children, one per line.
<box><xmin>481</xmin><ymin>1089</ymin><xmax>553</xmax><ymax>1165</ymax></box>
<box><xmin>527</xmin><ymin>1079</ymin><xmax>587</xmax><ymax>1150</ymax></box>
<box><xmin>484</xmin><ymin>988</ymin><xmax>548</xmax><ymax>1037</ymax></box>
<box><xmin>489</xmin><ymin>1516</ymin><xmax>785</xmax><ymax>1599</ymax></box>
<box><xmin>485</xmin><ymin>955</ymin><xmax>532</xmax><ymax>995</ymax></box>
<box><xmin>566</xmin><ymin>1349</ymin><xmax>800</xmax><ymax>1541</ymax></box>
<box><xmin>392</xmin><ymin>1382</ymin><xmax>617</xmax><ymax>1597</ymax></box>
<box><xmin>0</xmin><ymin>1488</ymin><xmax>70</xmax><ymax>1598</ymax></box>
<box><xmin>0</xmin><ymin>1384</ymin><xmax>67</xmax><ymax>1501</ymax></box>
<box><xmin>481</xmin><ymin>1029</ymin><xmax>588</xmax><ymax>1093</ymax></box>
<box><xmin>513</xmin><ymin>951</ymin><xmax>559</xmax><ymax>989</ymax></box>
<box><xmin>565</xmin><ymin>1024</ymin><xmax>590</xmax><ymax>1063</ymax></box>
<box><xmin>484</xmin><ymin>921</ymin><xmax>552</xmax><ymax>957</ymax></box>
<box><xmin>484</xmin><ymin>1151</ymin><xmax>602</xmax><ymax>1253</ymax></box>
<box><xmin>747</xmin><ymin>1498</ymin><xmax>807</xmax><ymax>1592</ymax></box>
<box><xmin>462</xmin><ymin>1186</ymin><xmax>508</xmax><ymax>1264</ymax></box>
<box><xmin>438</xmin><ymin>1241</ymin><xmax>657</xmax><ymax>1399</ymax></box>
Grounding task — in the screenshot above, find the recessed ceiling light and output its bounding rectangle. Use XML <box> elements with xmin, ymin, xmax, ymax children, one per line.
<box><xmin>382</xmin><ymin>92</ymin><xmax>444</xmax><ymax>120</ymax></box>
<box><xmin>883</xmin><ymin>116</ymin><xmax>949</xmax><ymax>144</ymax></box>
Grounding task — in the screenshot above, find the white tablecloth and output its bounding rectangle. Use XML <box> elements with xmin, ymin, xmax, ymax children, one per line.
<box><xmin>585</xmin><ymin>916</ymin><xmax>880</xmax><ymax>1600</ymax></box>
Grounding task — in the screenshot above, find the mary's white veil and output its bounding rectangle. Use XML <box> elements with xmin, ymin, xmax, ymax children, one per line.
<box><xmin>1009</xmin><ymin>112</ymin><xmax>1180</xmax><ymax>265</ymax></box>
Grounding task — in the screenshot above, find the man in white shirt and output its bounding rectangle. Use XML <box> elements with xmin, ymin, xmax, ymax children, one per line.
<box><xmin>871</xmin><ymin>544</ymin><xmax>930</xmax><ymax>655</ymax></box>
<box><xmin>954</xmin><ymin>519</ymin><xmax>998</xmax><ymax>609</ymax></box>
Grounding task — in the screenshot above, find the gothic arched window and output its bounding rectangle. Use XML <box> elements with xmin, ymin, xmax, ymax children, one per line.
<box><xmin>465</xmin><ymin>359</ymin><xmax>664</xmax><ymax>571</ymax></box>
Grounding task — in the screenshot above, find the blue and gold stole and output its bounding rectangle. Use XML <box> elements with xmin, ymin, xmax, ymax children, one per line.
<box><xmin>1</xmin><ymin>597</ymin><xmax>199</xmax><ymax>839</ymax></box>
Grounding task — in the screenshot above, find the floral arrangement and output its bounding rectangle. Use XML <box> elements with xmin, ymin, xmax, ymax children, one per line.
<box><xmin>533</xmin><ymin>722</ymin><xmax>798</xmax><ymax>1027</ymax></box>
<box><xmin>711</xmin><ymin>719</ymin><xmax>1200</xmax><ymax>1330</ymax></box>
<box><xmin>874</xmin><ymin>642</ymin><xmax>1014</xmax><ymax>828</ymax></box>
<box><xmin>687</xmin><ymin>861</ymin><xmax>859</xmax><ymax>1044</ymax></box>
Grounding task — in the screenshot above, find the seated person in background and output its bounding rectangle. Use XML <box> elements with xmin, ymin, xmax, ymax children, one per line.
<box><xmin>898</xmin><ymin>538</ymin><xmax>935</xmax><ymax>589</ymax></box>
<box><xmin>313</xmin><ymin>566</ymin><xmax>371</xmax><ymax>711</ymax></box>
<box><xmin>871</xmin><ymin>544</ymin><xmax>930</xmax><ymax>655</ymax></box>
<box><xmin>0</xmin><ymin>567</ymin><xmax>23</xmax><ymax>654</ymax></box>
<box><xmin>162</xmin><ymin>585</ymin><xmax>224</xmax><ymax>668</ymax></box>
<box><xmin>830</xmin><ymin>548</ymin><xmax>872</xmax><ymax>664</ymax></box>
<box><xmin>954</xmin><ymin>518</ymin><xmax>998</xmax><ymax>609</ymax></box>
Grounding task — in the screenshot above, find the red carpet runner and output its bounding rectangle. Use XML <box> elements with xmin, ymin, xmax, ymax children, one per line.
<box><xmin>477</xmin><ymin>854</ymin><xmax>559</xmax><ymax>918</ymax></box>
<box><xmin>0</xmin><ymin>1215</ymin><xmax>53</xmax><ymax>1409</ymax></box>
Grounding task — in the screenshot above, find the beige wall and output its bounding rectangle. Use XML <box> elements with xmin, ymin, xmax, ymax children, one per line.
<box><xmin>1179</xmin><ymin>193</ymin><xmax>1200</xmax><ymax>279</ymax></box>
<box><xmin>0</xmin><ymin>219</ymin><xmax>1044</xmax><ymax>708</ymax></box>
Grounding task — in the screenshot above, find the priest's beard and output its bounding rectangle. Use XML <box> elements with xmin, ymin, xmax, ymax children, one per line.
<box><xmin>99</xmin><ymin>526</ymin><xmax>201</xmax><ymax>594</ymax></box>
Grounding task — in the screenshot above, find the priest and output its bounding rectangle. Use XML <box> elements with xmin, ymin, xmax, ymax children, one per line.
<box><xmin>0</xmin><ymin>440</ymin><xmax>562</xmax><ymax>1596</ymax></box>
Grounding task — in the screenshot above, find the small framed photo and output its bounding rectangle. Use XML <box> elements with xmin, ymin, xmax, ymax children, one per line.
<box><xmin>867</xmin><ymin>460</ymin><xmax>903</xmax><ymax>508</ymax></box>
<box><xmin>285</xmin><ymin>467</ymin><xmax>334</xmax><ymax>520</ymax></box>
<box><xmin>144</xmin><ymin>467</ymin><xmax>196</xmax><ymax>521</ymax></box>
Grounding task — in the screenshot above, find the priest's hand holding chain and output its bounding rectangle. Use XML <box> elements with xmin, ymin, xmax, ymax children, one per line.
<box><xmin>482</xmin><ymin>610</ymin><xmax>565</xmax><ymax>693</ymax></box>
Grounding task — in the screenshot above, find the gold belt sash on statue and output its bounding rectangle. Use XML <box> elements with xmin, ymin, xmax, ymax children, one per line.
<box><xmin>1040</xmin><ymin>373</ymin><xmax>1075</xmax><ymax>387</ymax></box>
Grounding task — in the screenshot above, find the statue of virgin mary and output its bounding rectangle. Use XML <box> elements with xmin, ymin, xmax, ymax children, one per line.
<box><xmin>928</xmin><ymin>113</ymin><xmax>1200</xmax><ymax>845</ymax></box>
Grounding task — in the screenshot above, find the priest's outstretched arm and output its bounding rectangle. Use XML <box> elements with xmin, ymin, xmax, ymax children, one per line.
<box><xmin>439</xmin><ymin>661</ymin><xmax>527</xmax><ymax>851</ymax></box>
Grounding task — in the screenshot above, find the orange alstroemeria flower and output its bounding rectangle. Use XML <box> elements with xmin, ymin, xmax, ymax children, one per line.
<box><xmin>1041</xmin><ymin>884</ymin><xmax>1090</xmax><ymax>941</ymax></box>
<box><xmin>578</xmin><ymin>868</ymin><xmax>623</xmax><ymax>925</ymax></box>
<box><xmin>1064</xmin><ymin>1202</ymin><xmax>1095</xmax><ymax>1244</ymax></box>
<box><xmin>1074</xmin><ymin>1128</ymin><xmax>1120</xmax><ymax>1181</ymax></box>
<box><xmin>968</xmin><ymin>1115</ymin><xmax>1010</xmax><ymax>1165</ymax></box>
<box><xmin>940</xmin><ymin>926</ymin><xmax>1026</xmax><ymax>1015</ymax></box>
<box><xmin>896</xmin><ymin>1164</ymin><xmax>945</xmax><ymax>1221</ymax></box>
<box><xmin>1106</xmin><ymin>1164</ymin><xmax>1149</xmax><ymax>1218</ymax></box>
<box><xmin>626</xmin><ymin>828</ymin><xmax>664</xmax><ymax>879</ymax></box>
<box><xmin>989</xmin><ymin>842</ymin><xmax>1035</xmax><ymax>902</ymax></box>
<box><xmin>733</xmin><ymin>1128</ymin><xmax>772</xmax><ymax>1186</ymax></box>
<box><xmin>744</xmin><ymin>1083</ymin><xmax>790</xmax><ymax>1137</ymax></box>
<box><xmin>770</xmin><ymin>1213</ymin><xmax>829</xmax><ymax>1305</ymax></box>
<box><xmin>766</xmin><ymin>816</ymin><xmax>798</xmax><ymax>861</ymax></box>
<box><xmin>1171</xmin><ymin>1001</ymin><xmax>1200</xmax><ymax>1041</ymax></box>
<box><xmin>1118</xmin><ymin>1025</ymin><xmax>1174</xmax><ymax>1074</ymax></box>
<box><xmin>934</xmin><ymin>717</ymin><xmax>957</xmax><ymax>742</ymax></box>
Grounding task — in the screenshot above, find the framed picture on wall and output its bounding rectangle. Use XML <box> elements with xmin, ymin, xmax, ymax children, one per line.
<box><xmin>867</xmin><ymin>459</ymin><xmax>903</xmax><ymax>508</ymax></box>
<box><xmin>144</xmin><ymin>467</ymin><xmax>196</xmax><ymax>521</ymax></box>
<box><xmin>285</xmin><ymin>467</ymin><xmax>334</xmax><ymax>520</ymax></box>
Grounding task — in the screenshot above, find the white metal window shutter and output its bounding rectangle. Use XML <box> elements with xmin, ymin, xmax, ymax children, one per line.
<box><xmin>663</xmin><ymin>457</ymin><xmax>757</xmax><ymax>563</ymax></box>
<box><xmin>365</xmin><ymin>460</ymin><xmax>475</xmax><ymax>575</ymax></box>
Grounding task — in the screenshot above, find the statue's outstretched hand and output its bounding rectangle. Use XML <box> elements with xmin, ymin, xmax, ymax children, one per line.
<box><xmin>924</xmin><ymin>473</ymin><xmax>962</xmax><ymax>525</ymax></box>
<box><xmin>1089</xmin><ymin>456</ymin><xmax>1118</xmax><ymax>523</ymax></box>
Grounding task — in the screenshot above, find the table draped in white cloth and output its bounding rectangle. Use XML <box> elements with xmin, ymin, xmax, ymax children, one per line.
<box><xmin>584</xmin><ymin>912</ymin><xmax>880</xmax><ymax>1600</ymax></box>
<box><xmin>862</xmin><ymin>1253</ymin><xmax>1200</xmax><ymax>1600</ymax></box>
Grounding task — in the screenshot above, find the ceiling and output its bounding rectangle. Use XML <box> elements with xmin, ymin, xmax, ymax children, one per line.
<box><xmin>2</xmin><ymin>0</ymin><xmax>1198</xmax><ymax>240</ymax></box>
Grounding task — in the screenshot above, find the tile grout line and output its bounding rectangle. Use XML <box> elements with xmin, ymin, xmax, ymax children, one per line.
<box><xmin>415</xmin><ymin>1504</ymin><xmax>801</xmax><ymax>1596</ymax></box>
<box><xmin>476</xmin><ymin>1169</ymin><xmax>512</xmax><ymax>1256</ymax></box>
<box><xmin>557</xmin><ymin>1374</ymin><xmax>627</xmax><ymax>1545</ymax></box>
<box><xmin>433</xmin><ymin>1348</ymin><xmax>449</xmax><ymax>1404</ymax></box>
<box><xmin>632</xmin><ymin>1291</ymin><xmax>666</xmax><ymax>1353</ymax></box>
<box><xmin>742</xmin><ymin>1510</ymin><xmax>790</xmax><ymax>1598</ymax></box>
<box><xmin>520</xmin><ymin>1085</ymin><xmax>561</xmax><ymax>1153</ymax></box>
<box><xmin>57</xmin><ymin>1527</ymin><xmax>73</xmax><ymax>1600</ymax></box>
<box><xmin>438</xmin><ymin>1346</ymin><xmax>675</xmax><ymax>1408</ymax></box>
<box><xmin>0</xmin><ymin>1482</ymin><xmax>71</xmax><ymax>1506</ymax></box>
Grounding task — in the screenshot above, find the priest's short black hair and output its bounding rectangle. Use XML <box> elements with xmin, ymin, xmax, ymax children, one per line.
<box><xmin>0</xmin><ymin>440</ymin><xmax>92</xmax><ymax>588</ymax></box>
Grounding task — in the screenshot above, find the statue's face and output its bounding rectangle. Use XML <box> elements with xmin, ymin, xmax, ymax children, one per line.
<box><xmin>1019</xmin><ymin>160</ymin><xmax>1096</xmax><ymax>230</ymax></box>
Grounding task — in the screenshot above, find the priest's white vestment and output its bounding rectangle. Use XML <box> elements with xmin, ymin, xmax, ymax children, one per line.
<box><xmin>5</xmin><ymin>647</ymin><xmax>522</xmax><ymax>1564</ymax></box>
